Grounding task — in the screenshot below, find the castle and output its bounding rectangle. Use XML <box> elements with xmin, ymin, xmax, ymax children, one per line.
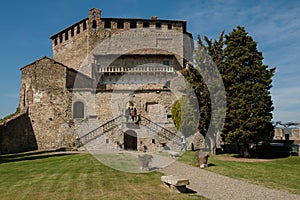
<box><xmin>0</xmin><ymin>8</ymin><xmax>194</xmax><ymax>154</ymax></box>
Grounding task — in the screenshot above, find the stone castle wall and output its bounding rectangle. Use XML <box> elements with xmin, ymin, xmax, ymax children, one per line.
<box><xmin>19</xmin><ymin>57</ymin><xmax>77</xmax><ymax>149</ymax></box>
<box><xmin>1</xmin><ymin>8</ymin><xmax>192</xmax><ymax>153</ymax></box>
<box><xmin>274</xmin><ymin>128</ymin><xmax>300</xmax><ymax>141</ymax></box>
<box><xmin>51</xmin><ymin>8</ymin><xmax>189</xmax><ymax>71</ymax></box>
<box><xmin>0</xmin><ymin>111</ymin><xmax>37</xmax><ymax>154</ymax></box>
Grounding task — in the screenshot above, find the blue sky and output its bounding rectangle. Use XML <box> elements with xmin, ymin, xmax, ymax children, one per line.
<box><xmin>0</xmin><ymin>0</ymin><xmax>299</xmax><ymax>123</ymax></box>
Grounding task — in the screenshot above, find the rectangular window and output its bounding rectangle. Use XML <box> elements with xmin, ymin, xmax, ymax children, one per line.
<box><xmin>104</xmin><ymin>20</ymin><xmax>111</xmax><ymax>28</ymax></box>
<box><xmin>130</xmin><ymin>21</ymin><xmax>137</xmax><ymax>28</ymax></box>
<box><xmin>117</xmin><ymin>20</ymin><xmax>124</xmax><ymax>28</ymax></box>
<box><xmin>163</xmin><ymin>60</ymin><xmax>170</xmax><ymax>66</ymax></box>
<box><xmin>143</xmin><ymin>22</ymin><xmax>150</xmax><ymax>28</ymax></box>
<box><xmin>54</xmin><ymin>38</ymin><xmax>58</xmax><ymax>46</ymax></box>
<box><xmin>168</xmin><ymin>24</ymin><xmax>172</xmax><ymax>30</ymax></box>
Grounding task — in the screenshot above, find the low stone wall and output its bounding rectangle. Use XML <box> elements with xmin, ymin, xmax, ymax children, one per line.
<box><xmin>274</xmin><ymin>128</ymin><xmax>300</xmax><ymax>141</ymax></box>
<box><xmin>0</xmin><ymin>111</ymin><xmax>37</xmax><ymax>154</ymax></box>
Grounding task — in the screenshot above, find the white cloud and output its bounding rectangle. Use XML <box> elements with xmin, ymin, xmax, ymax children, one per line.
<box><xmin>176</xmin><ymin>0</ymin><xmax>300</xmax><ymax>122</ymax></box>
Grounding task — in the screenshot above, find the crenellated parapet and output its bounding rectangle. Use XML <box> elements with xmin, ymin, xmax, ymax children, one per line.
<box><xmin>50</xmin><ymin>8</ymin><xmax>191</xmax><ymax>71</ymax></box>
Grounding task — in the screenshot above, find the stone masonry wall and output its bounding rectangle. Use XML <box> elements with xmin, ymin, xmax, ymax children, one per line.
<box><xmin>20</xmin><ymin>57</ymin><xmax>77</xmax><ymax>149</ymax></box>
<box><xmin>52</xmin><ymin>8</ymin><xmax>188</xmax><ymax>71</ymax></box>
<box><xmin>0</xmin><ymin>111</ymin><xmax>37</xmax><ymax>154</ymax></box>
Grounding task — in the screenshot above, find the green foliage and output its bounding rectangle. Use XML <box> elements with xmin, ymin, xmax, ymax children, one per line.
<box><xmin>171</xmin><ymin>96</ymin><xmax>199</xmax><ymax>137</ymax></box>
<box><xmin>181</xmin><ymin>66</ymin><xmax>211</xmax><ymax>137</ymax></box>
<box><xmin>198</xmin><ymin>26</ymin><xmax>275</xmax><ymax>154</ymax></box>
<box><xmin>0</xmin><ymin>106</ymin><xmax>20</xmax><ymax>123</ymax></box>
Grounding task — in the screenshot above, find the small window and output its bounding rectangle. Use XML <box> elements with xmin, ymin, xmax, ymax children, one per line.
<box><xmin>73</xmin><ymin>101</ymin><xmax>84</xmax><ymax>119</ymax></box>
<box><xmin>168</xmin><ymin>24</ymin><xmax>172</xmax><ymax>30</ymax></box>
<box><xmin>143</xmin><ymin>22</ymin><xmax>150</xmax><ymax>28</ymax></box>
<box><xmin>163</xmin><ymin>60</ymin><xmax>170</xmax><ymax>66</ymax></box>
<box><xmin>130</xmin><ymin>21</ymin><xmax>136</xmax><ymax>28</ymax></box>
<box><xmin>65</xmin><ymin>31</ymin><xmax>68</xmax><ymax>41</ymax></box>
<box><xmin>59</xmin><ymin>34</ymin><xmax>63</xmax><ymax>43</ymax></box>
<box><xmin>54</xmin><ymin>38</ymin><xmax>58</xmax><ymax>46</ymax></box>
<box><xmin>93</xmin><ymin>12</ymin><xmax>96</xmax><ymax>18</ymax></box>
<box><xmin>76</xmin><ymin>25</ymin><xmax>80</xmax><ymax>34</ymax></box>
<box><xmin>71</xmin><ymin>28</ymin><xmax>74</xmax><ymax>37</ymax></box>
<box><xmin>117</xmin><ymin>20</ymin><xmax>124</xmax><ymax>29</ymax></box>
<box><xmin>83</xmin><ymin>21</ymin><xmax>87</xmax><ymax>30</ymax></box>
<box><xmin>92</xmin><ymin>20</ymin><xmax>97</xmax><ymax>29</ymax></box>
<box><xmin>104</xmin><ymin>21</ymin><xmax>111</xmax><ymax>28</ymax></box>
<box><xmin>156</xmin><ymin>23</ymin><xmax>162</xmax><ymax>29</ymax></box>
<box><xmin>152</xmin><ymin>139</ymin><xmax>156</xmax><ymax>144</ymax></box>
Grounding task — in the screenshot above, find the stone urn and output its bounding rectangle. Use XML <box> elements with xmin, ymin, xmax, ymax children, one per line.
<box><xmin>138</xmin><ymin>154</ymin><xmax>153</xmax><ymax>171</ymax></box>
<box><xmin>197</xmin><ymin>150</ymin><xmax>209</xmax><ymax>168</ymax></box>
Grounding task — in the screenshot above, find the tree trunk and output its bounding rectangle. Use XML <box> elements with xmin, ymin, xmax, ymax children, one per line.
<box><xmin>242</xmin><ymin>144</ymin><xmax>250</xmax><ymax>158</ymax></box>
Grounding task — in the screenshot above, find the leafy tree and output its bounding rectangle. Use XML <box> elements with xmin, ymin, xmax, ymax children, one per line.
<box><xmin>171</xmin><ymin>96</ymin><xmax>199</xmax><ymax>137</ymax></box>
<box><xmin>198</xmin><ymin>26</ymin><xmax>275</xmax><ymax>157</ymax></box>
<box><xmin>181</xmin><ymin>65</ymin><xmax>211</xmax><ymax>137</ymax></box>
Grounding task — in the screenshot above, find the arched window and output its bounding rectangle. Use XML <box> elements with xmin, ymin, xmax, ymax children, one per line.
<box><xmin>73</xmin><ymin>101</ymin><xmax>84</xmax><ymax>119</ymax></box>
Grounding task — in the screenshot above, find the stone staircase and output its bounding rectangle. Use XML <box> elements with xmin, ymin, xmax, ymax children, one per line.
<box><xmin>78</xmin><ymin>115</ymin><xmax>123</xmax><ymax>147</ymax></box>
<box><xmin>77</xmin><ymin>115</ymin><xmax>181</xmax><ymax>148</ymax></box>
<box><xmin>139</xmin><ymin>115</ymin><xmax>181</xmax><ymax>145</ymax></box>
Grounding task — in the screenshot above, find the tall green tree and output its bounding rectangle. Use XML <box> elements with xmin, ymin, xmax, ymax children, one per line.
<box><xmin>199</xmin><ymin>26</ymin><xmax>275</xmax><ymax>157</ymax></box>
<box><xmin>181</xmin><ymin>65</ymin><xmax>211</xmax><ymax>137</ymax></box>
<box><xmin>178</xmin><ymin>33</ymin><xmax>226</xmax><ymax>154</ymax></box>
<box><xmin>222</xmin><ymin>26</ymin><xmax>275</xmax><ymax>157</ymax></box>
<box><xmin>171</xmin><ymin>95</ymin><xmax>199</xmax><ymax>137</ymax></box>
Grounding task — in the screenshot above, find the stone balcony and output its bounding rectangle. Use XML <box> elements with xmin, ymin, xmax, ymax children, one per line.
<box><xmin>98</xmin><ymin>65</ymin><xmax>175</xmax><ymax>74</ymax></box>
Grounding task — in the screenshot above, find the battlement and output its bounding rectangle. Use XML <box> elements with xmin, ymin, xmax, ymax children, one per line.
<box><xmin>50</xmin><ymin>8</ymin><xmax>191</xmax><ymax>70</ymax></box>
<box><xmin>50</xmin><ymin>8</ymin><xmax>187</xmax><ymax>47</ymax></box>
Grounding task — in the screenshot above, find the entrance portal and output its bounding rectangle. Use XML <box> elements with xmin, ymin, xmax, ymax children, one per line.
<box><xmin>124</xmin><ymin>130</ymin><xmax>137</xmax><ymax>150</ymax></box>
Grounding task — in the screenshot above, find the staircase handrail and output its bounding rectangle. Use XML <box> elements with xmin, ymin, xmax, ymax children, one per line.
<box><xmin>78</xmin><ymin>114</ymin><xmax>123</xmax><ymax>145</ymax></box>
<box><xmin>139</xmin><ymin>115</ymin><xmax>181</xmax><ymax>141</ymax></box>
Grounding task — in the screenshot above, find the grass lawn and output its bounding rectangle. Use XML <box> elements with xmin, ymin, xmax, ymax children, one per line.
<box><xmin>178</xmin><ymin>151</ymin><xmax>300</xmax><ymax>195</ymax></box>
<box><xmin>0</xmin><ymin>151</ymin><xmax>205</xmax><ymax>200</ymax></box>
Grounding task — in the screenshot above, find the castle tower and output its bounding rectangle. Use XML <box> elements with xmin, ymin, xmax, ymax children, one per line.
<box><xmin>88</xmin><ymin>8</ymin><xmax>101</xmax><ymax>30</ymax></box>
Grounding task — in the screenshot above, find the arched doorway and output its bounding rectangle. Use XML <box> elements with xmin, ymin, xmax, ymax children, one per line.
<box><xmin>124</xmin><ymin>130</ymin><xmax>137</xmax><ymax>150</ymax></box>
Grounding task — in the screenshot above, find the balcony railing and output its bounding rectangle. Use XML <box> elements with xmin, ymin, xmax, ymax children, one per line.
<box><xmin>98</xmin><ymin>66</ymin><xmax>175</xmax><ymax>73</ymax></box>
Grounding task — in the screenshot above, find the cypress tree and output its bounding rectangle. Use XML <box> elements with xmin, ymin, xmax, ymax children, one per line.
<box><xmin>221</xmin><ymin>26</ymin><xmax>275</xmax><ymax>157</ymax></box>
<box><xmin>196</xmin><ymin>26</ymin><xmax>275</xmax><ymax>157</ymax></box>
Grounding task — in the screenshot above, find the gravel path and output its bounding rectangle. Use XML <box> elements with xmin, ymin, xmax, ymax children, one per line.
<box><xmin>159</xmin><ymin>161</ymin><xmax>300</xmax><ymax>200</ymax></box>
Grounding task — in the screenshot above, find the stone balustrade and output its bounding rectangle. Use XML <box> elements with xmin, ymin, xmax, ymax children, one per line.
<box><xmin>98</xmin><ymin>66</ymin><xmax>175</xmax><ymax>73</ymax></box>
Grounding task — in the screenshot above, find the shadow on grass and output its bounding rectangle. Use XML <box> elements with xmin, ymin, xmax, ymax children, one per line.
<box><xmin>177</xmin><ymin>186</ymin><xmax>197</xmax><ymax>194</ymax></box>
<box><xmin>0</xmin><ymin>150</ymin><xmax>76</xmax><ymax>164</ymax></box>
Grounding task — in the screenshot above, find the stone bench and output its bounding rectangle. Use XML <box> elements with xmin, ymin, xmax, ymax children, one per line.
<box><xmin>161</xmin><ymin>175</ymin><xmax>189</xmax><ymax>193</ymax></box>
